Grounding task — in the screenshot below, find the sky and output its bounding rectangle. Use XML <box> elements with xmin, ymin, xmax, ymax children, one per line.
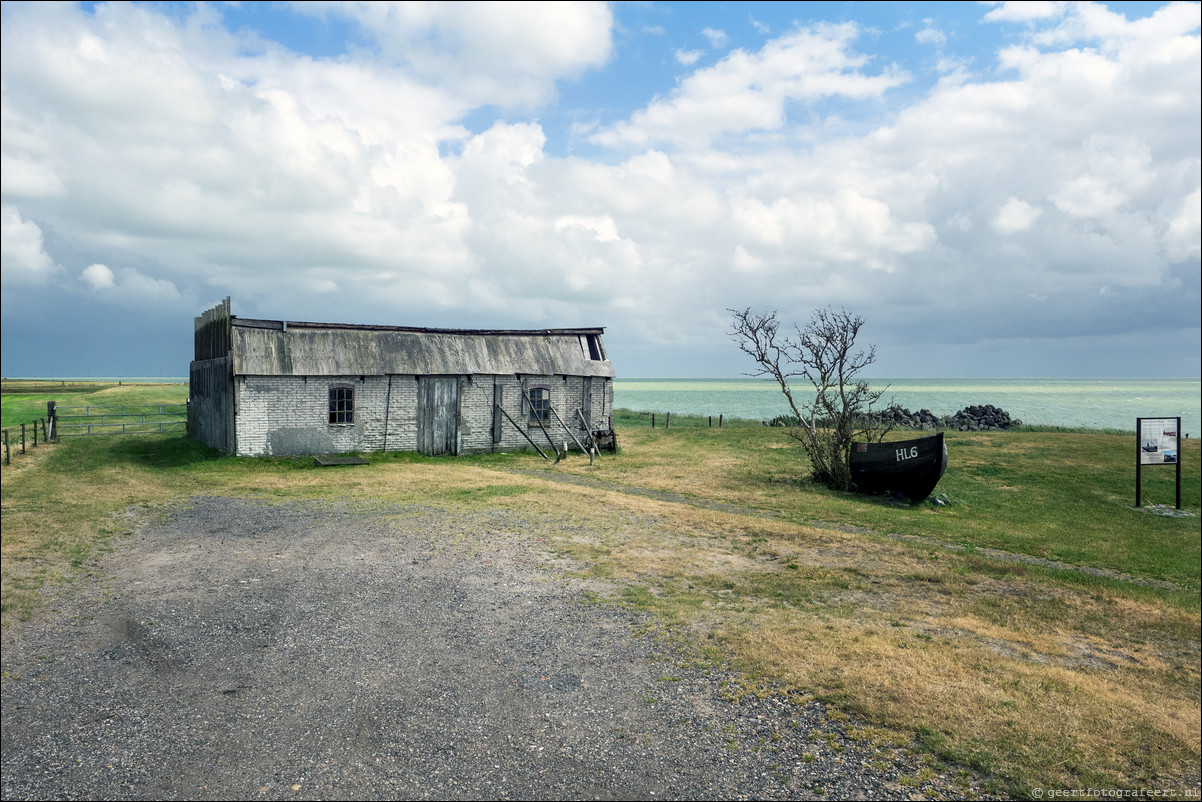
<box><xmin>1</xmin><ymin>1</ymin><xmax>1199</xmax><ymax>379</ymax></box>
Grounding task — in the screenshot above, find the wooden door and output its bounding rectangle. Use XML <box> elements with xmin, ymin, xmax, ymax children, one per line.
<box><xmin>417</xmin><ymin>377</ymin><xmax>459</xmax><ymax>456</ymax></box>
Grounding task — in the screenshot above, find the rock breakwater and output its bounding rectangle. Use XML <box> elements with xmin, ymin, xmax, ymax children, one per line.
<box><xmin>767</xmin><ymin>404</ymin><xmax>1022</xmax><ymax>431</ymax></box>
<box><xmin>879</xmin><ymin>403</ymin><xmax>1021</xmax><ymax>431</ymax></box>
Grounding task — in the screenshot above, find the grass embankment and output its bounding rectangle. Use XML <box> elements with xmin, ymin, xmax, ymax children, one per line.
<box><xmin>1</xmin><ymin>381</ymin><xmax>185</xmax><ymax>430</ymax></box>
<box><xmin>2</xmin><ymin>385</ymin><xmax>1198</xmax><ymax>798</ymax></box>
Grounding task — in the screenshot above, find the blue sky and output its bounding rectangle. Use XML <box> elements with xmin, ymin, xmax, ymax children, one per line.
<box><xmin>2</xmin><ymin>1</ymin><xmax>1199</xmax><ymax>378</ymax></box>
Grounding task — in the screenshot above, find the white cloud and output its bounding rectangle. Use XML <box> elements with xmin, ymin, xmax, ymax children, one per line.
<box><xmin>0</xmin><ymin>2</ymin><xmax>486</xmax><ymax>309</ymax></box>
<box><xmin>591</xmin><ymin>23</ymin><xmax>909</xmax><ymax>149</ymax></box>
<box><xmin>80</xmin><ymin>263</ymin><xmax>115</xmax><ymax>290</ymax></box>
<box><xmin>554</xmin><ymin>215</ymin><xmax>621</xmax><ymax>242</ymax></box>
<box><xmin>729</xmin><ymin>189</ymin><xmax>936</xmax><ymax>276</ymax></box>
<box><xmin>0</xmin><ymin>154</ymin><xmax>67</xmax><ymax>198</ymax></box>
<box><xmin>115</xmin><ymin>267</ymin><xmax>183</xmax><ymax>303</ymax></box>
<box><xmin>1052</xmin><ymin>175</ymin><xmax>1127</xmax><ymax>218</ymax></box>
<box><xmin>702</xmin><ymin>27</ymin><xmax>729</xmax><ymax>49</ymax></box>
<box><xmin>993</xmin><ymin>198</ymin><xmax>1042</xmax><ymax>233</ymax></box>
<box><xmin>915</xmin><ymin>23</ymin><xmax>947</xmax><ymax>47</ymax></box>
<box><xmin>1163</xmin><ymin>188</ymin><xmax>1201</xmax><ymax>262</ymax></box>
<box><xmin>297</xmin><ymin>1</ymin><xmax>614</xmax><ymax>109</ymax></box>
<box><xmin>984</xmin><ymin>2</ymin><xmax>1066</xmax><ymax>24</ymax></box>
<box><xmin>78</xmin><ymin>262</ymin><xmax>183</xmax><ymax>305</ymax></box>
<box><xmin>732</xmin><ymin>245</ymin><xmax>764</xmax><ymax>273</ymax></box>
<box><xmin>0</xmin><ymin>1</ymin><xmax>1197</xmax><ymax>377</ymax></box>
<box><xmin>675</xmin><ymin>48</ymin><xmax>703</xmax><ymax>66</ymax></box>
<box><xmin>0</xmin><ymin>206</ymin><xmax>65</xmax><ymax>286</ymax></box>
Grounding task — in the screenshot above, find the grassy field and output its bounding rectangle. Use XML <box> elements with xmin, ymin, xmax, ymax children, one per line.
<box><xmin>2</xmin><ymin>383</ymin><xmax>1199</xmax><ymax>798</ymax></box>
<box><xmin>1</xmin><ymin>381</ymin><xmax>188</xmax><ymax>430</ymax></box>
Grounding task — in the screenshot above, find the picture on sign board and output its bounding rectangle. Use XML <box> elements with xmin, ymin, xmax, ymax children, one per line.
<box><xmin>1139</xmin><ymin>418</ymin><xmax>1178</xmax><ymax>465</ymax></box>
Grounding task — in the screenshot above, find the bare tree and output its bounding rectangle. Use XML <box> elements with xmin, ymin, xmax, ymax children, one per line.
<box><xmin>728</xmin><ymin>307</ymin><xmax>889</xmax><ymax>490</ymax></box>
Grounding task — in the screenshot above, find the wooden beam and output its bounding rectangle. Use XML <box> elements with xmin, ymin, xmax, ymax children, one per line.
<box><xmin>576</xmin><ymin>409</ymin><xmax>596</xmax><ymax>465</ymax></box>
<box><xmin>548</xmin><ymin>402</ymin><xmax>589</xmax><ymax>457</ymax></box>
<box><xmin>521</xmin><ymin>388</ymin><xmax>563</xmax><ymax>461</ymax></box>
<box><xmin>496</xmin><ymin>404</ymin><xmax>550</xmax><ymax>461</ymax></box>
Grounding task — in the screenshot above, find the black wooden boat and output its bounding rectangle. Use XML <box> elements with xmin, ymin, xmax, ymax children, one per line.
<box><xmin>849</xmin><ymin>433</ymin><xmax>947</xmax><ymax>501</ymax></box>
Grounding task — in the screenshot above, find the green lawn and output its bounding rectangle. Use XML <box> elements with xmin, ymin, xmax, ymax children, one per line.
<box><xmin>1</xmin><ymin>382</ymin><xmax>188</xmax><ymax>429</ymax></box>
<box><xmin>585</xmin><ymin>410</ymin><xmax>1201</xmax><ymax>593</ymax></box>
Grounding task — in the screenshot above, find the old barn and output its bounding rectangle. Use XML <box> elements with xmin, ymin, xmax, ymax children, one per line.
<box><xmin>188</xmin><ymin>299</ymin><xmax>615</xmax><ymax>457</ymax></box>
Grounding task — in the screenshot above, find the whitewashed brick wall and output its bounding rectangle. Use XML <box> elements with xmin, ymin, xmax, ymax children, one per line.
<box><xmin>233</xmin><ymin>373</ymin><xmax>611</xmax><ymax>457</ymax></box>
<box><xmin>235</xmin><ymin>375</ymin><xmax>388</xmax><ymax>456</ymax></box>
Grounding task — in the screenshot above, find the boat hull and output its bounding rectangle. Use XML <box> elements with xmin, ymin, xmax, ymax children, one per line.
<box><xmin>849</xmin><ymin>433</ymin><xmax>947</xmax><ymax>501</ymax></box>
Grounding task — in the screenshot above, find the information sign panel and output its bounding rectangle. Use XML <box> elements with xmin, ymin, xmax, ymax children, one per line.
<box><xmin>1140</xmin><ymin>418</ymin><xmax>1179</xmax><ymax>465</ymax></box>
<box><xmin>1136</xmin><ymin>417</ymin><xmax>1181</xmax><ymax>508</ymax></box>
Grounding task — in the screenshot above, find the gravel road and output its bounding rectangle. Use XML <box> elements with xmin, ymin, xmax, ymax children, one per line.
<box><xmin>2</xmin><ymin>496</ymin><xmax>992</xmax><ymax>800</ymax></box>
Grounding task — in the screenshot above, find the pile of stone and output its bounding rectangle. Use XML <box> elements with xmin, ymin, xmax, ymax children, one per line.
<box><xmin>873</xmin><ymin>406</ymin><xmax>943</xmax><ymax>429</ymax></box>
<box><xmin>947</xmin><ymin>404</ymin><xmax>1021</xmax><ymax>431</ymax></box>
<box><xmin>766</xmin><ymin>404</ymin><xmax>1022</xmax><ymax>431</ymax></box>
<box><xmin>874</xmin><ymin>403</ymin><xmax>1021</xmax><ymax>431</ymax></box>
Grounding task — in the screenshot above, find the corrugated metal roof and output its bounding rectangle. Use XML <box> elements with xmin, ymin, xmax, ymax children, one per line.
<box><xmin>230</xmin><ymin>319</ymin><xmax>615</xmax><ymax>378</ymax></box>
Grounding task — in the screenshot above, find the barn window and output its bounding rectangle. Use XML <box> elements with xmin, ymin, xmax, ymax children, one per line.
<box><xmin>580</xmin><ymin>334</ymin><xmax>603</xmax><ymax>361</ymax></box>
<box><xmin>528</xmin><ymin>387</ymin><xmax>550</xmax><ymax>423</ymax></box>
<box><xmin>329</xmin><ymin>386</ymin><xmax>354</xmax><ymax>424</ymax></box>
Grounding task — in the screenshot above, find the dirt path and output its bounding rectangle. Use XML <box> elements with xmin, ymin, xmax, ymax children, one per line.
<box><xmin>2</xmin><ymin>497</ymin><xmax>989</xmax><ymax>800</ymax></box>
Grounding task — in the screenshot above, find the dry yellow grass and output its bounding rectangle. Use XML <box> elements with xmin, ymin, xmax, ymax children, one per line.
<box><xmin>507</xmin><ymin>483</ymin><xmax>1200</xmax><ymax>793</ymax></box>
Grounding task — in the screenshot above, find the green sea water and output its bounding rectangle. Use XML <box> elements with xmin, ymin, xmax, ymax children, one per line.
<box><xmin>614</xmin><ymin>378</ymin><xmax>1202</xmax><ymax>434</ymax></box>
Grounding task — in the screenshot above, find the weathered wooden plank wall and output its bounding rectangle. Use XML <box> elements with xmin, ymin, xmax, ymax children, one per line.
<box><xmin>189</xmin><ymin>357</ymin><xmax>233</xmax><ymax>452</ymax></box>
<box><xmin>194</xmin><ymin>297</ymin><xmax>231</xmax><ymax>361</ymax></box>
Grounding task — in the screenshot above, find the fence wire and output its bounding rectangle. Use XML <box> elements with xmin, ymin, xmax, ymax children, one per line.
<box><xmin>52</xmin><ymin>403</ymin><xmax>187</xmax><ymax>438</ymax></box>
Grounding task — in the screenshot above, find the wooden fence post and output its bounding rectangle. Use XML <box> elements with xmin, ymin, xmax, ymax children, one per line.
<box><xmin>666</xmin><ymin>412</ymin><xmax>670</xmax><ymax>429</ymax></box>
<box><xmin>4</xmin><ymin>429</ymin><xmax>9</xmax><ymax>465</ymax></box>
<box><xmin>651</xmin><ymin>413</ymin><xmax>655</xmax><ymax>428</ymax></box>
<box><xmin>48</xmin><ymin>401</ymin><xmax>57</xmax><ymax>441</ymax></box>
<box><xmin>33</xmin><ymin>419</ymin><xmax>38</xmax><ymax>447</ymax></box>
<box><xmin>21</xmin><ymin>423</ymin><xmax>26</xmax><ymax>454</ymax></box>
<box><xmin>719</xmin><ymin>414</ymin><xmax>723</xmax><ymax>428</ymax></box>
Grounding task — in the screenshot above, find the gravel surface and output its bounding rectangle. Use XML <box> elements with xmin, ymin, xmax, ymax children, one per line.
<box><xmin>2</xmin><ymin>496</ymin><xmax>995</xmax><ymax>800</ymax></box>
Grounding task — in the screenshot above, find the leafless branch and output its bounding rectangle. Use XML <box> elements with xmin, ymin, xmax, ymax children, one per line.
<box><xmin>728</xmin><ymin>306</ymin><xmax>890</xmax><ymax>490</ymax></box>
